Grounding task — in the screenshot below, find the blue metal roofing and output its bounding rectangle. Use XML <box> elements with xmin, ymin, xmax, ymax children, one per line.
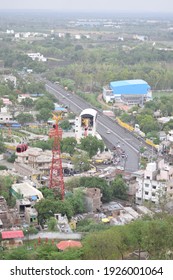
<box><xmin>31</xmin><ymin>196</ymin><xmax>38</xmax><ymax>201</ymax></box>
<box><xmin>54</xmin><ymin>107</ymin><xmax>66</xmax><ymax>111</ymax></box>
<box><xmin>110</xmin><ymin>79</ymin><xmax>150</xmax><ymax>95</ymax></box>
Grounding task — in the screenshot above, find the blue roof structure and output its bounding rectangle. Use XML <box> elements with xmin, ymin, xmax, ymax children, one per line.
<box><xmin>54</xmin><ymin>107</ymin><xmax>67</xmax><ymax>111</ymax></box>
<box><xmin>110</xmin><ymin>79</ymin><xmax>150</xmax><ymax>95</ymax></box>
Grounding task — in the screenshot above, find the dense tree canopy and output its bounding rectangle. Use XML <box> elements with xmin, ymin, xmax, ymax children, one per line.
<box><xmin>35</xmin><ymin>97</ymin><xmax>55</xmax><ymax>111</ymax></box>
<box><xmin>36</xmin><ymin>108</ymin><xmax>52</xmax><ymax>122</ymax></box>
<box><xmin>79</xmin><ymin>177</ymin><xmax>112</xmax><ymax>203</ymax></box>
<box><xmin>79</xmin><ymin>135</ymin><xmax>104</xmax><ymax>158</ymax></box>
<box><xmin>16</xmin><ymin>113</ymin><xmax>34</xmax><ymax>125</ymax></box>
<box><xmin>1</xmin><ymin>213</ymin><xmax>173</xmax><ymax>260</ymax></box>
<box><xmin>0</xmin><ymin>175</ymin><xmax>16</xmax><ymax>207</ymax></box>
<box><xmin>0</xmin><ymin>133</ymin><xmax>6</xmax><ymax>153</ymax></box>
<box><xmin>60</xmin><ymin>137</ymin><xmax>77</xmax><ymax>155</ymax></box>
<box><xmin>111</xmin><ymin>175</ymin><xmax>128</xmax><ymax>200</ymax></box>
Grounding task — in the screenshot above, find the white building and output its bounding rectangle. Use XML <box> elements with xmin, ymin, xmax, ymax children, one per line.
<box><xmin>17</xmin><ymin>93</ymin><xmax>33</xmax><ymax>103</ymax></box>
<box><xmin>75</xmin><ymin>108</ymin><xmax>98</xmax><ymax>142</ymax></box>
<box><xmin>27</xmin><ymin>52</ymin><xmax>47</xmax><ymax>62</ymax></box>
<box><xmin>75</xmin><ymin>34</ymin><xmax>81</xmax><ymax>39</ymax></box>
<box><xmin>6</xmin><ymin>29</ymin><xmax>14</xmax><ymax>34</ymax></box>
<box><xmin>11</xmin><ymin>181</ymin><xmax>43</xmax><ymax>202</ymax></box>
<box><xmin>102</xmin><ymin>85</ymin><xmax>115</xmax><ymax>103</ymax></box>
<box><xmin>58</xmin><ymin>33</ymin><xmax>65</xmax><ymax>38</ymax></box>
<box><xmin>0</xmin><ymin>112</ymin><xmax>13</xmax><ymax>122</ymax></box>
<box><xmin>3</xmin><ymin>74</ymin><xmax>17</xmax><ymax>88</ymax></box>
<box><xmin>167</xmin><ymin>130</ymin><xmax>173</xmax><ymax>142</ymax></box>
<box><xmin>135</xmin><ymin>160</ymin><xmax>173</xmax><ymax>205</ymax></box>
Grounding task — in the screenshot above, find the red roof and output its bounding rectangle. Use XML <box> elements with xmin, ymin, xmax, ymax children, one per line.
<box><xmin>1</xmin><ymin>230</ymin><xmax>24</xmax><ymax>239</ymax></box>
<box><xmin>56</xmin><ymin>240</ymin><xmax>82</xmax><ymax>251</ymax></box>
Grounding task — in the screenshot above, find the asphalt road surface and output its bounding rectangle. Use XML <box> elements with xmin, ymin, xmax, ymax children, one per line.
<box><xmin>44</xmin><ymin>81</ymin><xmax>154</xmax><ymax>172</ymax></box>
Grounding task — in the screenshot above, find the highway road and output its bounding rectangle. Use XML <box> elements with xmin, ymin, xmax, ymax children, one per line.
<box><xmin>44</xmin><ymin>81</ymin><xmax>152</xmax><ymax>172</ymax></box>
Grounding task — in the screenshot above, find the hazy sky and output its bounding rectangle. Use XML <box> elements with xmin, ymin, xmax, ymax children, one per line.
<box><xmin>0</xmin><ymin>0</ymin><xmax>172</xmax><ymax>14</ymax></box>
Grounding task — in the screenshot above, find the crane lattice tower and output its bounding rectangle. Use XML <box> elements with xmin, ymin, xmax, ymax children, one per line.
<box><xmin>49</xmin><ymin>113</ymin><xmax>65</xmax><ymax>200</ymax></box>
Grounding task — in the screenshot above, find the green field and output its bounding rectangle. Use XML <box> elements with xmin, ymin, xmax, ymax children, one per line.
<box><xmin>152</xmin><ymin>91</ymin><xmax>173</xmax><ymax>98</ymax></box>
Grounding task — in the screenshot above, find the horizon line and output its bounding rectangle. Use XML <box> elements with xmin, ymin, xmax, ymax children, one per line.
<box><xmin>0</xmin><ymin>9</ymin><xmax>173</xmax><ymax>14</ymax></box>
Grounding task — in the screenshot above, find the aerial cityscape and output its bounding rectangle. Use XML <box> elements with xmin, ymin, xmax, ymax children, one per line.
<box><xmin>1</xmin><ymin>4</ymin><xmax>173</xmax><ymax>261</ymax></box>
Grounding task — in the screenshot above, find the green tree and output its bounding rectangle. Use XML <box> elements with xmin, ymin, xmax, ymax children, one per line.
<box><xmin>61</xmin><ymin>137</ymin><xmax>77</xmax><ymax>155</ymax></box>
<box><xmin>0</xmin><ymin>84</ymin><xmax>13</xmax><ymax>96</ymax></box>
<box><xmin>79</xmin><ymin>177</ymin><xmax>112</xmax><ymax>203</ymax></box>
<box><xmin>31</xmin><ymin>139</ymin><xmax>53</xmax><ymax>150</ymax></box>
<box><xmin>0</xmin><ymin>133</ymin><xmax>5</xmax><ymax>153</ymax></box>
<box><xmin>35</xmin><ymin>198</ymin><xmax>74</xmax><ymax>225</ymax></box>
<box><xmin>127</xmin><ymin>220</ymin><xmax>146</xmax><ymax>259</ymax></box>
<box><xmin>82</xmin><ymin>227</ymin><xmax>128</xmax><ymax>260</ymax></box>
<box><xmin>25</xmin><ymin>82</ymin><xmax>46</xmax><ymax>94</ymax></box>
<box><xmin>111</xmin><ymin>175</ymin><xmax>128</xmax><ymax>200</ymax></box>
<box><xmin>36</xmin><ymin>108</ymin><xmax>52</xmax><ymax>122</ymax></box>
<box><xmin>80</xmin><ymin>135</ymin><xmax>104</xmax><ymax>158</ymax></box>
<box><xmin>40</xmin><ymin>187</ymin><xmax>55</xmax><ymax>199</ymax></box>
<box><xmin>7</xmin><ymin>153</ymin><xmax>17</xmax><ymax>163</ymax></box>
<box><xmin>0</xmin><ymin>98</ymin><xmax>3</xmax><ymax>109</ymax></box>
<box><xmin>67</xmin><ymin>189</ymin><xmax>85</xmax><ymax>214</ymax></box>
<box><xmin>2</xmin><ymin>246</ymin><xmax>31</xmax><ymax>260</ymax></box>
<box><xmin>35</xmin><ymin>97</ymin><xmax>54</xmax><ymax>111</ymax></box>
<box><xmin>137</xmin><ymin>115</ymin><xmax>160</xmax><ymax>134</ymax></box>
<box><xmin>71</xmin><ymin>150</ymin><xmax>90</xmax><ymax>172</ymax></box>
<box><xmin>0</xmin><ymin>175</ymin><xmax>15</xmax><ymax>207</ymax></box>
<box><xmin>60</xmin><ymin>120</ymin><xmax>71</xmax><ymax>131</ymax></box>
<box><xmin>47</xmin><ymin>217</ymin><xmax>58</xmax><ymax>231</ymax></box>
<box><xmin>0</xmin><ymin>165</ymin><xmax>8</xmax><ymax>170</ymax></box>
<box><xmin>65</xmin><ymin>177</ymin><xmax>81</xmax><ymax>192</ymax></box>
<box><xmin>16</xmin><ymin>113</ymin><xmax>34</xmax><ymax>125</ymax></box>
<box><xmin>21</xmin><ymin>97</ymin><xmax>34</xmax><ymax>108</ymax></box>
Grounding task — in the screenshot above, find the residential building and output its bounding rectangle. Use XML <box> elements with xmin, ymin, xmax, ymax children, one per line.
<box><xmin>16</xmin><ymin>198</ymin><xmax>38</xmax><ymax>226</ymax></box>
<box><xmin>27</xmin><ymin>52</ymin><xmax>47</xmax><ymax>62</ymax></box>
<box><xmin>17</xmin><ymin>93</ymin><xmax>33</xmax><ymax>103</ymax></box>
<box><xmin>11</xmin><ymin>181</ymin><xmax>43</xmax><ymax>202</ymax></box>
<box><xmin>25</xmin><ymin>207</ymin><xmax>38</xmax><ymax>226</ymax></box>
<box><xmin>14</xmin><ymin>147</ymin><xmax>50</xmax><ymax>179</ymax></box>
<box><xmin>0</xmin><ymin>112</ymin><xmax>13</xmax><ymax>122</ymax></box>
<box><xmin>1</xmin><ymin>230</ymin><xmax>24</xmax><ymax>249</ymax></box>
<box><xmin>167</xmin><ymin>130</ymin><xmax>173</xmax><ymax>142</ymax></box>
<box><xmin>1</xmin><ymin>97</ymin><xmax>12</xmax><ymax>107</ymax></box>
<box><xmin>83</xmin><ymin>187</ymin><xmax>102</xmax><ymax>212</ymax></box>
<box><xmin>14</xmin><ymin>147</ymin><xmax>74</xmax><ymax>184</ymax></box>
<box><xmin>135</xmin><ymin>159</ymin><xmax>173</xmax><ymax>205</ymax></box>
<box><xmin>0</xmin><ymin>196</ymin><xmax>21</xmax><ymax>229</ymax></box>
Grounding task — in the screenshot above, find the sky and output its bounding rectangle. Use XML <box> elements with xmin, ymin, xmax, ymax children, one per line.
<box><xmin>0</xmin><ymin>0</ymin><xmax>172</xmax><ymax>14</ymax></box>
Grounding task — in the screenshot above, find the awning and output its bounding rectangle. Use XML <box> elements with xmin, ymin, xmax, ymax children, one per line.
<box><xmin>1</xmin><ymin>230</ymin><xmax>24</xmax><ymax>239</ymax></box>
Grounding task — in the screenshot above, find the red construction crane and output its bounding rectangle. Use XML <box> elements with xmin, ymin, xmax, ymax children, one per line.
<box><xmin>49</xmin><ymin>113</ymin><xmax>65</xmax><ymax>200</ymax></box>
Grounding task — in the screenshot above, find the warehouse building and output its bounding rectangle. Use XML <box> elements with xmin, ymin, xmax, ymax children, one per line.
<box><xmin>103</xmin><ymin>79</ymin><xmax>152</xmax><ymax>105</ymax></box>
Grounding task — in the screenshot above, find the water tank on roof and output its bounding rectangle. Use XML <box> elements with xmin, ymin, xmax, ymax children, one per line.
<box><xmin>16</xmin><ymin>143</ymin><xmax>28</xmax><ymax>153</ymax></box>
